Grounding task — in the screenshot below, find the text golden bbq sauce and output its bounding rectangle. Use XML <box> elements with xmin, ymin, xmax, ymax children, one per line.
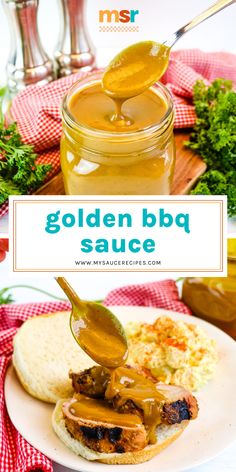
<box><xmin>68</xmin><ymin>82</ymin><xmax>168</xmax><ymax>132</ymax></box>
<box><xmin>70</xmin><ymin>366</ymin><xmax>166</xmax><ymax>444</ymax></box>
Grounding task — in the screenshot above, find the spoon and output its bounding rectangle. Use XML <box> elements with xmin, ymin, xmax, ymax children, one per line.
<box><xmin>55</xmin><ymin>277</ymin><xmax>128</xmax><ymax>368</ymax></box>
<box><xmin>102</xmin><ymin>0</ymin><xmax>235</xmax><ymax>99</ymax></box>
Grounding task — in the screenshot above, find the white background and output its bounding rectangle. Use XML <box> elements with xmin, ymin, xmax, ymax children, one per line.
<box><xmin>0</xmin><ymin>1</ymin><xmax>236</xmax><ymax>470</ymax></box>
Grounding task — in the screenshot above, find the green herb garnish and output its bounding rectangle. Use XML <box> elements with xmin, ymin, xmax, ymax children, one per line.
<box><xmin>191</xmin><ymin>170</ymin><xmax>236</xmax><ymax>217</ymax></box>
<box><xmin>186</xmin><ymin>79</ymin><xmax>236</xmax><ymax>216</ymax></box>
<box><xmin>0</xmin><ymin>86</ymin><xmax>8</xmax><ymax>126</ymax></box>
<box><xmin>0</xmin><ymin>122</ymin><xmax>52</xmax><ymax>204</ymax></box>
<box><xmin>0</xmin><ymin>287</ymin><xmax>15</xmax><ymax>305</ymax></box>
<box><xmin>0</xmin><ymin>285</ymin><xmax>66</xmax><ymax>305</ymax></box>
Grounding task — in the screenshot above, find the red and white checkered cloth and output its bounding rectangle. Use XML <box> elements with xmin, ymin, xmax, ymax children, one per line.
<box><xmin>0</xmin><ymin>48</ymin><xmax>235</xmax><ymax>222</ymax></box>
<box><xmin>104</xmin><ymin>279</ymin><xmax>191</xmax><ymax>314</ymax></box>
<box><xmin>0</xmin><ymin>280</ymin><xmax>191</xmax><ymax>471</ymax></box>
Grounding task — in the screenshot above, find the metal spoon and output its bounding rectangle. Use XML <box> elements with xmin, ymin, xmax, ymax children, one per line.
<box><xmin>55</xmin><ymin>277</ymin><xmax>128</xmax><ymax>368</ymax></box>
<box><xmin>102</xmin><ymin>0</ymin><xmax>235</xmax><ymax>99</ymax></box>
<box><xmin>165</xmin><ymin>0</ymin><xmax>235</xmax><ymax>48</ymax></box>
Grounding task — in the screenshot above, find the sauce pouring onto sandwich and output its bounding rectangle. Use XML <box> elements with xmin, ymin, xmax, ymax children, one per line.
<box><xmin>54</xmin><ymin>277</ymin><xmax>198</xmax><ymax>464</ymax></box>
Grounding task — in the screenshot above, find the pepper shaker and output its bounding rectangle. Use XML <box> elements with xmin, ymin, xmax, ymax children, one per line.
<box><xmin>55</xmin><ymin>0</ymin><xmax>95</xmax><ymax>77</ymax></box>
<box><xmin>3</xmin><ymin>0</ymin><xmax>55</xmax><ymax>93</ymax></box>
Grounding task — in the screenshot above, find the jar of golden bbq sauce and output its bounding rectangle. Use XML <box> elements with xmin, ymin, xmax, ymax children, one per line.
<box><xmin>60</xmin><ymin>72</ymin><xmax>175</xmax><ymax>195</ymax></box>
<box><xmin>182</xmin><ymin>240</ymin><xmax>236</xmax><ymax>339</ymax></box>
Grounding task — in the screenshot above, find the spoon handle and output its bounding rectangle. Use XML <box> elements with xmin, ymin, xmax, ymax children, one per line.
<box><xmin>55</xmin><ymin>277</ymin><xmax>83</xmax><ymax>307</ymax></box>
<box><xmin>165</xmin><ymin>0</ymin><xmax>235</xmax><ymax>48</ymax></box>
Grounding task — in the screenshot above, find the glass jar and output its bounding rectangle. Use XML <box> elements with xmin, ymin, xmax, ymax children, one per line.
<box><xmin>60</xmin><ymin>72</ymin><xmax>175</xmax><ymax>195</ymax></box>
<box><xmin>182</xmin><ymin>239</ymin><xmax>236</xmax><ymax>339</ymax></box>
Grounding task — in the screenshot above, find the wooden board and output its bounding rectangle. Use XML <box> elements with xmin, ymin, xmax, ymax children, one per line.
<box><xmin>35</xmin><ymin>131</ymin><xmax>206</xmax><ymax>196</ymax></box>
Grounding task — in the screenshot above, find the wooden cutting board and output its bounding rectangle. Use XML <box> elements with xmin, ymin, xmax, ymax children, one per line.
<box><xmin>35</xmin><ymin>131</ymin><xmax>206</xmax><ymax>196</ymax></box>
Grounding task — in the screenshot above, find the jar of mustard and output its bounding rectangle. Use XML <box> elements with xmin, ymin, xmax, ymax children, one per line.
<box><xmin>60</xmin><ymin>72</ymin><xmax>175</xmax><ymax>195</ymax></box>
<box><xmin>182</xmin><ymin>239</ymin><xmax>236</xmax><ymax>339</ymax></box>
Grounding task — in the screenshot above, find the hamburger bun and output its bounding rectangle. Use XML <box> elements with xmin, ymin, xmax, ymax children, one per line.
<box><xmin>13</xmin><ymin>311</ymin><xmax>94</xmax><ymax>403</ymax></box>
<box><xmin>52</xmin><ymin>399</ymin><xmax>188</xmax><ymax>465</ymax></box>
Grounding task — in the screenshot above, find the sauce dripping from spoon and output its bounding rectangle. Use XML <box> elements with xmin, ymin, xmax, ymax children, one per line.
<box><xmin>56</xmin><ymin>277</ymin><xmax>167</xmax><ymax>443</ymax></box>
<box><xmin>102</xmin><ymin>41</ymin><xmax>170</xmax><ymax>124</ymax></box>
<box><xmin>56</xmin><ymin>277</ymin><xmax>128</xmax><ymax>368</ymax></box>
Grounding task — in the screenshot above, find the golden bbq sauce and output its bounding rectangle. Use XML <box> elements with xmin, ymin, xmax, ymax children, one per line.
<box><xmin>102</xmin><ymin>41</ymin><xmax>170</xmax><ymax>101</ymax></box>
<box><xmin>106</xmin><ymin>367</ymin><xmax>165</xmax><ymax>444</ymax></box>
<box><xmin>55</xmin><ymin>277</ymin><xmax>128</xmax><ymax>369</ymax></box>
<box><xmin>69</xmin><ymin>396</ymin><xmax>142</xmax><ymax>428</ymax></box>
<box><xmin>70</xmin><ymin>366</ymin><xmax>166</xmax><ymax>445</ymax></box>
<box><xmin>68</xmin><ymin>82</ymin><xmax>168</xmax><ymax>132</ymax></box>
<box><xmin>61</xmin><ymin>72</ymin><xmax>175</xmax><ymax>196</ymax></box>
<box><xmin>182</xmin><ymin>240</ymin><xmax>236</xmax><ymax>339</ymax></box>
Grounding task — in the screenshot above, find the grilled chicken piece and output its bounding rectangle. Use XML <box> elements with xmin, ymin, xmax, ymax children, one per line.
<box><xmin>70</xmin><ymin>366</ymin><xmax>109</xmax><ymax>398</ymax></box>
<box><xmin>70</xmin><ymin>366</ymin><xmax>199</xmax><ymax>426</ymax></box>
<box><xmin>156</xmin><ymin>384</ymin><xmax>199</xmax><ymax>424</ymax></box>
<box><xmin>63</xmin><ymin>399</ymin><xmax>147</xmax><ymax>453</ymax></box>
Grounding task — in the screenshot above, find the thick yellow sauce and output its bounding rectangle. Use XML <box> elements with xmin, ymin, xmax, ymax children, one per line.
<box><xmin>61</xmin><ymin>82</ymin><xmax>174</xmax><ymax>196</ymax></box>
<box><xmin>56</xmin><ymin>277</ymin><xmax>128</xmax><ymax>368</ymax></box>
<box><xmin>69</xmin><ymin>395</ymin><xmax>142</xmax><ymax>428</ymax></box>
<box><xmin>106</xmin><ymin>366</ymin><xmax>165</xmax><ymax>443</ymax></box>
<box><xmin>56</xmin><ymin>272</ymin><xmax>168</xmax><ymax>444</ymax></box>
<box><xmin>68</xmin><ymin>82</ymin><xmax>168</xmax><ymax>132</ymax></box>
<box><xmin>72</xmin><ymin>302</ymin><xmax>128</xmax><ymax>368</ymax></box>
<box><xmin>58</xmin><ymin>277</ymin><xmax>167</xmax><ymax>445</ymax></box>
<box><xmin>61</xmin><ymin>40</ymin><xmax>174</xmax><ymax>196</ymax></box>
<box><xmin>102</xmin><ymin>41</ymin><xmax>170</xmax><ymax>100</ymax></box>
<box><xmin>182</xmin><ymin>240</ymin><xmax>236</xmax><ymax>339</ymax></box>
<box><xmin>70</xmin><ymin>366</ymin><xmax>166</xmax><ymax>444</ymax></box>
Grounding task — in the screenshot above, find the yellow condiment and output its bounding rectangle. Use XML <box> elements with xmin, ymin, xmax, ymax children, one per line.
<box><xmin>102</xmin><ymin>41</ymin><xmax>170</xmax><ymax>100</ymax></box>
<box><xmin>102</xmin><ymin>41</ymin><xmax>170</xmax><ymax>124</ymax></box>
<box><xmin>68</xmin><ymin>82</ymin><xmax>168</xmax><ymax>132</ymax></box>
<box><xmin>69</xmin><ymin>366</ymin><xmax>166</xmax><ymax>444</ymax></box>
<box><xmin>182</xmin><ymin>239</ymin><xmax>236</xmax><ymax>339</ymax></box>
<box><xmin>60</xmin><ymin>40</ymin><xmax>174</xmax><ymax>196</ymax></box>
<box><xmin>56</xmin><ymin>277</ymin><xmax>128</xmax><ymax>369</ymax></box>
<box><xmin>69</xmin><ymin>395</ymin><xmax>143</xmax><ymax>428</ymax></box>
<box><xmin>61</xmin><ymin>72</ymin><xmax>175</xmax><ymax>196</ymax></box>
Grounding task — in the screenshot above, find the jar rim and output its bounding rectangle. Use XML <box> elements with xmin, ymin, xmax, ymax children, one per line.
<box><xmin>228</xmin><ymin>256</ymin><xmax>236</xmax><ymax>262</ymax></box>
<box><xmin>62</xmin><ymin>70</ymin><xmax>174</xmax><ymax>140</ymax></box>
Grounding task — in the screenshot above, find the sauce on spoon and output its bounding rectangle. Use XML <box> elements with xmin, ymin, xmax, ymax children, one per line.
<box><xmin>102</xmin><ymin>41</ymin><xmax>170</xmax><ymax>124</ymax></box>
<box><xmin>57</xmin><ymin>277</ymin><xmax>166</xmax><ymax>443</ymax></box>
<box><xmin>56</xmin><ymin>277</ymin><xmax>128</xmax><ymax>368</ymax></box>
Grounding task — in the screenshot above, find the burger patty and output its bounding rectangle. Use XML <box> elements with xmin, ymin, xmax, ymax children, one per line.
<box><xmin>63</xmin><ymin>399</ymin><xmax>148</xmax><ymax>453</ymax></box>
<box><xmin>70</xmin><ymin>367</ymin><xmax>198</xmax><ymax>425</ymax></box>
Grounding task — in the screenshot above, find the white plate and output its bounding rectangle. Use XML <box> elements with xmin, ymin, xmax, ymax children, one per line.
<box><xmin>5</xmin><ymin>306</ymin><xmax>236</xmax><ymax>472</ymax></box>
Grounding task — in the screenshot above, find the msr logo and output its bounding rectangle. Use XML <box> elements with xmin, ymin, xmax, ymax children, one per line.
<box><xmin>99</xmin><ymin>9</ymin><xmax>139</xmax><ymax>23</ymax></box>
<box><xmin>99</xmin><ymin>9</ymin><xmax>140</xmax><ymax>32</ymax></box>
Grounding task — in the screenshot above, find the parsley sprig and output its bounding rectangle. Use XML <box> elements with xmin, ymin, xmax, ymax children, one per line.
<box><xmin>0</xmin><ymin>122</ymin><xmax>52</xmax><ymax>204</ymax></box>
<box><xmin>186</xmin><ymin>79</ymin><xmax>236</xmax><ymax>216</ymax></box>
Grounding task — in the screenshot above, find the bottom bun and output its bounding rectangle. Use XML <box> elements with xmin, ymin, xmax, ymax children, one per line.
<box><xmin>52</xmin><ymin>399</ymin><xmax>189</xmax><ymax>465</ymax></box>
